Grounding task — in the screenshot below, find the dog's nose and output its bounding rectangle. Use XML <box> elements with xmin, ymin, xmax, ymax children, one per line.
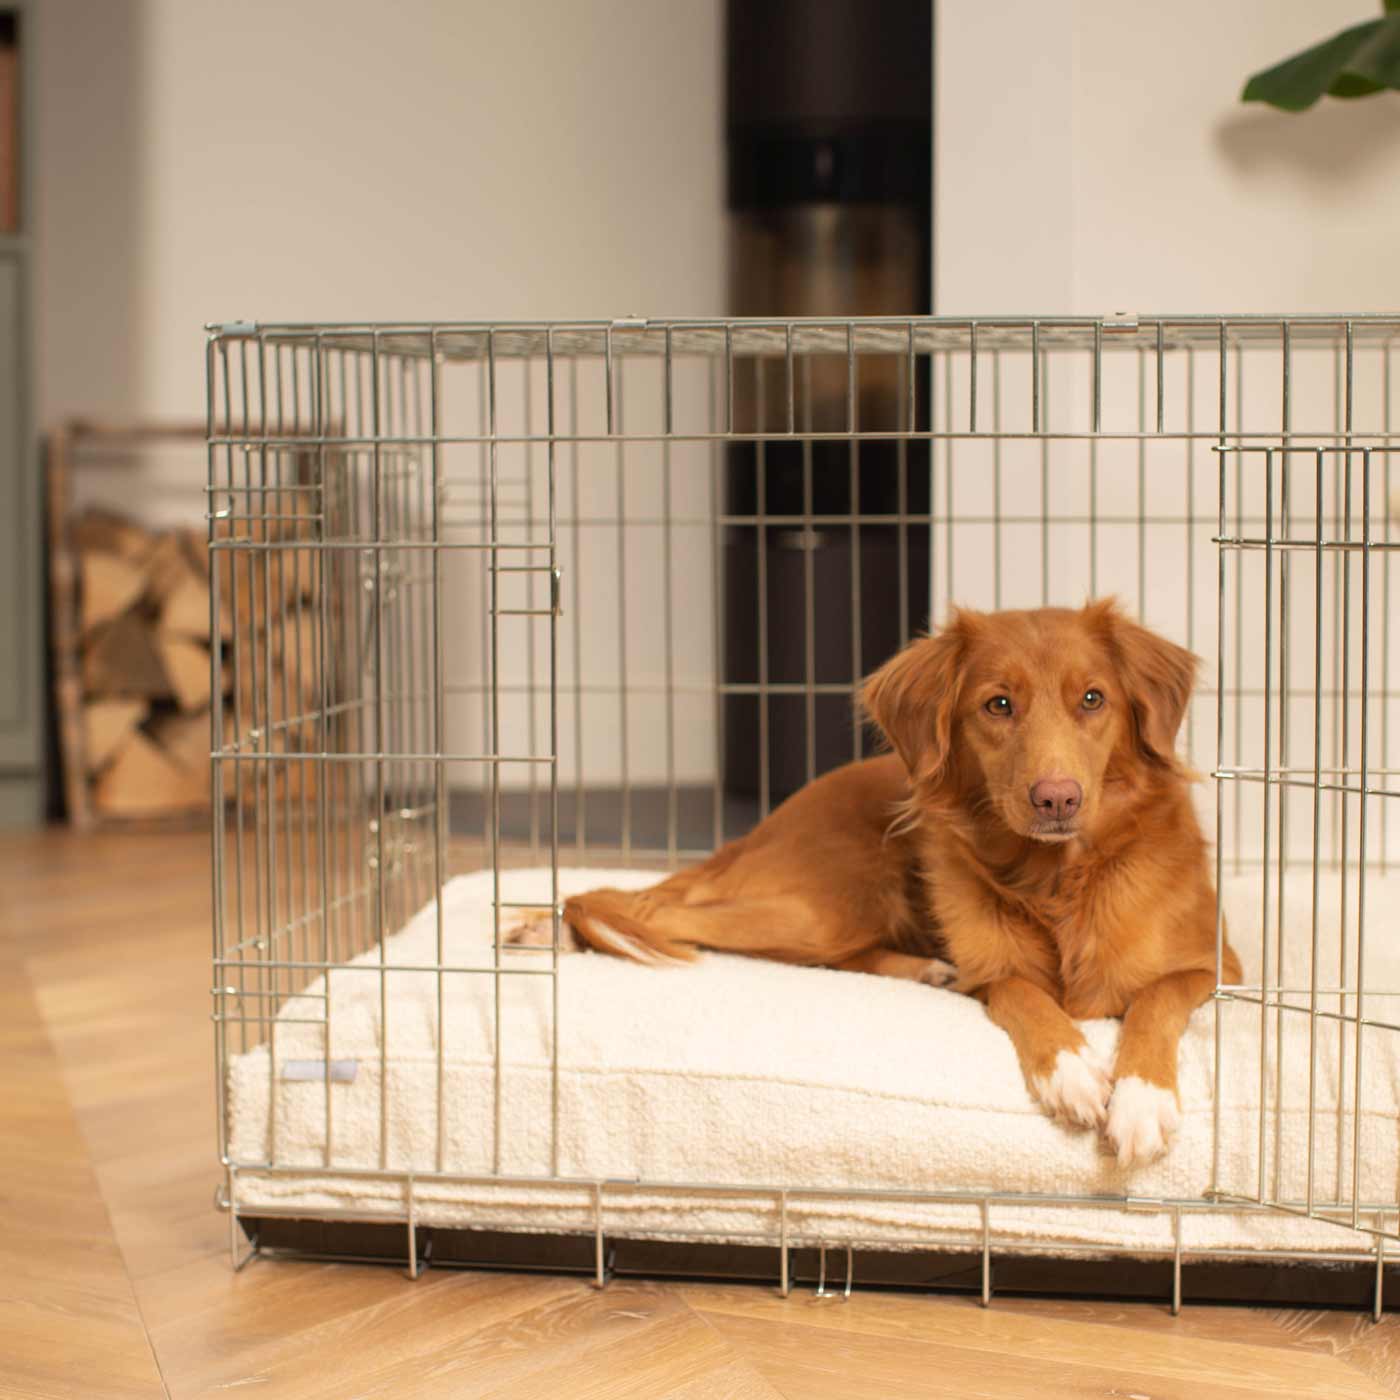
<box><xmin>1030</xmin><ymin>779</ymin><xmax>1082</xmax><ymax>821</ymax></box>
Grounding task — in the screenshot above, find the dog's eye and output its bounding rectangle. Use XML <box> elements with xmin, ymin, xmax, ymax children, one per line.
<box><xmin>985</xmin><ymin>695</ymin><xmax>1014</xmax><ymax>717</ymax></box>
<box><xmin>1082</xmin><ymin>689</ymin><xmax>1105</xmax><ymax>711</ymax></box>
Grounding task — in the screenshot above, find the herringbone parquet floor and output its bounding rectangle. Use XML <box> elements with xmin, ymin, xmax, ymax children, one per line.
<box><xmin>4</xmin><ymin>828</ymin><xmax>1400</xmax><ymax>1398</ymax></box>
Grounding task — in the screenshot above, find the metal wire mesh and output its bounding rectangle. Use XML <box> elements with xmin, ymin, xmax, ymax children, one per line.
<box><xmin>208</xmin><ymin>314</ymin><xmax>1400</xmax><ymax>1279</ymax></box>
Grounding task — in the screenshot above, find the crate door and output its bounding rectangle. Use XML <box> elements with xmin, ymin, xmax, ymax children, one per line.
<box><xmin>1212</xmin><ymin>441</ymin><xmax>1400</xmax><ymax>1244</ymax></box>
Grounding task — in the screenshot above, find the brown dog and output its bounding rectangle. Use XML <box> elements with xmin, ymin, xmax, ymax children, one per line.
<box><xmin>516</xmin><ymin>601</ymin><xmax>1240</xmax><ymax>1167</ymax></box>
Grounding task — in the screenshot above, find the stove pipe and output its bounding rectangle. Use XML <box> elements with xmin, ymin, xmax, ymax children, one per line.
<box><xmin>722</xmin><ymin>0</ymin><xmax>933</xmax><ymax>803</ymax></box>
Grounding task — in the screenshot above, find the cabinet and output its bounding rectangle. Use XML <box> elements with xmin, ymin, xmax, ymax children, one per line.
<box><xmin>0</xmin><ymin>3</ymin><xmax>42</xmax><ymax>823</ymax></box>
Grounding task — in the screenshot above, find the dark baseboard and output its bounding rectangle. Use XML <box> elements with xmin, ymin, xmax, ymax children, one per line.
<box><xmin>240</xmin><ymin>1216</ymin><xmax>1392</xmax><ymax>1312</ymax></box>
<box><xmin>449</xmin><ymin>784</ymin><xmax>762</xmax><ymax>856</ymax></box>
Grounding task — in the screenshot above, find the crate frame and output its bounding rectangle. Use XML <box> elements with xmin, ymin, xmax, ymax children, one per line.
<box><xmin>208</xmin><ymin>313</ymin><xmax>1400</xmax><ymax>1313</ymax></box>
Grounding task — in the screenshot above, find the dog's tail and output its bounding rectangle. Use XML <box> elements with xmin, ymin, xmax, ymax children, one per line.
<box><xmin>561</xmin><ymin>882</ymin><xmax>705</xmax><ymax>966</ymax></box>
<box><xmin>562</xmin><ymin>866</ymin><xmax>823</xmax><ymax>968</ymax></box>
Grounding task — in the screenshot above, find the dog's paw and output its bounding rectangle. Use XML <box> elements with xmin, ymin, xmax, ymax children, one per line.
<box><xmin>1031</xmin><ymin>1042</ymin><xmax>1113</xmax><ymax>1129</ymax></box>
<box><xmin>1104</xmin><ymin>1075</ymin><xmax>1180</xmax><ymax>1169</ymax></box>
<box><xmin>917</xmin><ymin>958</ymin><xmax>957</xmax><ymax>988</ymax></box>
<box><xmin>504</xmin><ymin>911</ymin><xmax>577</xmax><ymax>950</ymax></box>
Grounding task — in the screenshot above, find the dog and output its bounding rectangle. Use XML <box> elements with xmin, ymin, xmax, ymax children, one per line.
<box><xmin>512</xmin><ymin>600</ymin><xmax>1240</xmax><ymax>1168</ymax></box>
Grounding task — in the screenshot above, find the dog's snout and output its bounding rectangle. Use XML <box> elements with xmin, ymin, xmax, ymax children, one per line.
<box><xmin>1029</xmin><ymin>779</ymin><xmax>1082</xmax><ymax>821</ymax></box>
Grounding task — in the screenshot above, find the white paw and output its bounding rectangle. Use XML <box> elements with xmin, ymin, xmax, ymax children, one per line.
<box><xmin>504</xmin><ymin>911</ymin><xmax>577</xmax><ymax>950</ymax></box>
<box><xmin>918</xmin><ymin>958</ymin><xmax>957</xmax><ymax>988</ymax></box>
<box><xmin>1031</xmin><ymin>1043</ymin><xmax>1113</xmax><ymax>1128</ymax></box>
<box><xmin>1105</xmin><ymin>1075</ymin><xmax>1181</xmax><ymax>1169</ymax></box>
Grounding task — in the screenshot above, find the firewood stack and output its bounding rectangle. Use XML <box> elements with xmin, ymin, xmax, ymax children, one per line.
<box><xmin>48</xmin><ymin>422</ymin><xmax>332</xmax><ymax>828</ymax></box>
<box><xmin>67</xmin><ymin>509</ymin><xmax>221</xmax><ymax>818</ymax></box>
<box><xmin>61</xmin><ymin>502</ymin><xmax>322</xmax><ymax>823</ymax></box>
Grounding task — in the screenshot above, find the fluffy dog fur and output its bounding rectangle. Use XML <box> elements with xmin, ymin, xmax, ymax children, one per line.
<box><xmin>512</xmin><ymin>601</ymin><xmax>1241</xmax><ymax>1167</ymax></box>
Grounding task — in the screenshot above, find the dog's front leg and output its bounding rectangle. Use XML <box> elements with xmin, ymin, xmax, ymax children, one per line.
<box><xmin>1104</xmin><ymin>967</ymin><xmax>1216</xmax><ymax>1168</ymax></box>
<box><xmin>981</xmin><ymin>976</ymin><xmax>1112</xmax><ymax>1129</ymax></box>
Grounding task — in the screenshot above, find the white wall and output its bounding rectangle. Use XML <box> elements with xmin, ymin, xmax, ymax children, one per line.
<box><xmin>48</xmin><ymin>1</ymin><xmax>1395</xmax><ymax>413</ymax></box>
<box><xmin>32</xmin><ymin>0</ymin><xmax>724</xmax><ymax>426</ymax></box>
<box><xmin>31</xmin><ymin>0</ymin><xmax>725</xmax><ymax>792</ymax></box>
<box><xmin>935</xmin><ymin>1</ymin><xmax>1400</xmax><ymax>866</ymax></box>
<box><xmin>38</xmin><ymin>1</ymin><xmax>1398</xmax><ymax>803</ymax></box>
<box><xmin>936</xmin><ymin>0</ymin><xmax>1400</xmax><ymax>315</ymax></box>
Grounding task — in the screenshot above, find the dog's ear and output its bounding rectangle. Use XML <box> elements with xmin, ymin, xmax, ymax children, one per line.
<box><xmin>862</xmin><ymin>614</ymin><xmax>973</xmax><ymax>783</ymax></box>
<box><xmin>1090</xmin><ymin>600</ymin><xmax>1198</xmax><ymax>772</ymax></box>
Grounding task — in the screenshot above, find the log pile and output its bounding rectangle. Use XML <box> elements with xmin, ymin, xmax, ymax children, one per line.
<box><xmin>64</xmin><ymin>504</ymin><xmax>321</xmax><ymax>821</ymax></box>
<box><xmin>66</xmin><ymin>510</ymin><xmax>219</xmax><ymax>818</ymax></box>
<box><xmin>47</xmin><ymin>421</ymin><xmax>334</xmax><ymax>827</ymax></box>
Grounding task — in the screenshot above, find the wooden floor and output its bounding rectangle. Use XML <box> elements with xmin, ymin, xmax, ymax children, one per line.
<box><xmin>5</xmin><ymin>828</ymin><xmax>1400</xmax><ymax>1398</ymax></box>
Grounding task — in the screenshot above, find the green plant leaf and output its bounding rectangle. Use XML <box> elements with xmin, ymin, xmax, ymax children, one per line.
<box><xmin>1328</xmin><ymin>72</ymin><xmax>1387</xmax><ymax>98</ymax></box>
<box><xmin>1344</xmin><ymin>11</ymin><xmax>1400</xmax><ymax>84</ymax></box>
<box><xmin>1241</xmin><ymin>13</ymin><xmax>1400</xmax><ymax>110</ymax></box>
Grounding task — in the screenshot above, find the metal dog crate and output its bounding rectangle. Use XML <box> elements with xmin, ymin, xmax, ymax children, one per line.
<box><xmin>207</xmin><ymin>314</ymin><xmax>1400</xmax><ymax>1310</ymax></box>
